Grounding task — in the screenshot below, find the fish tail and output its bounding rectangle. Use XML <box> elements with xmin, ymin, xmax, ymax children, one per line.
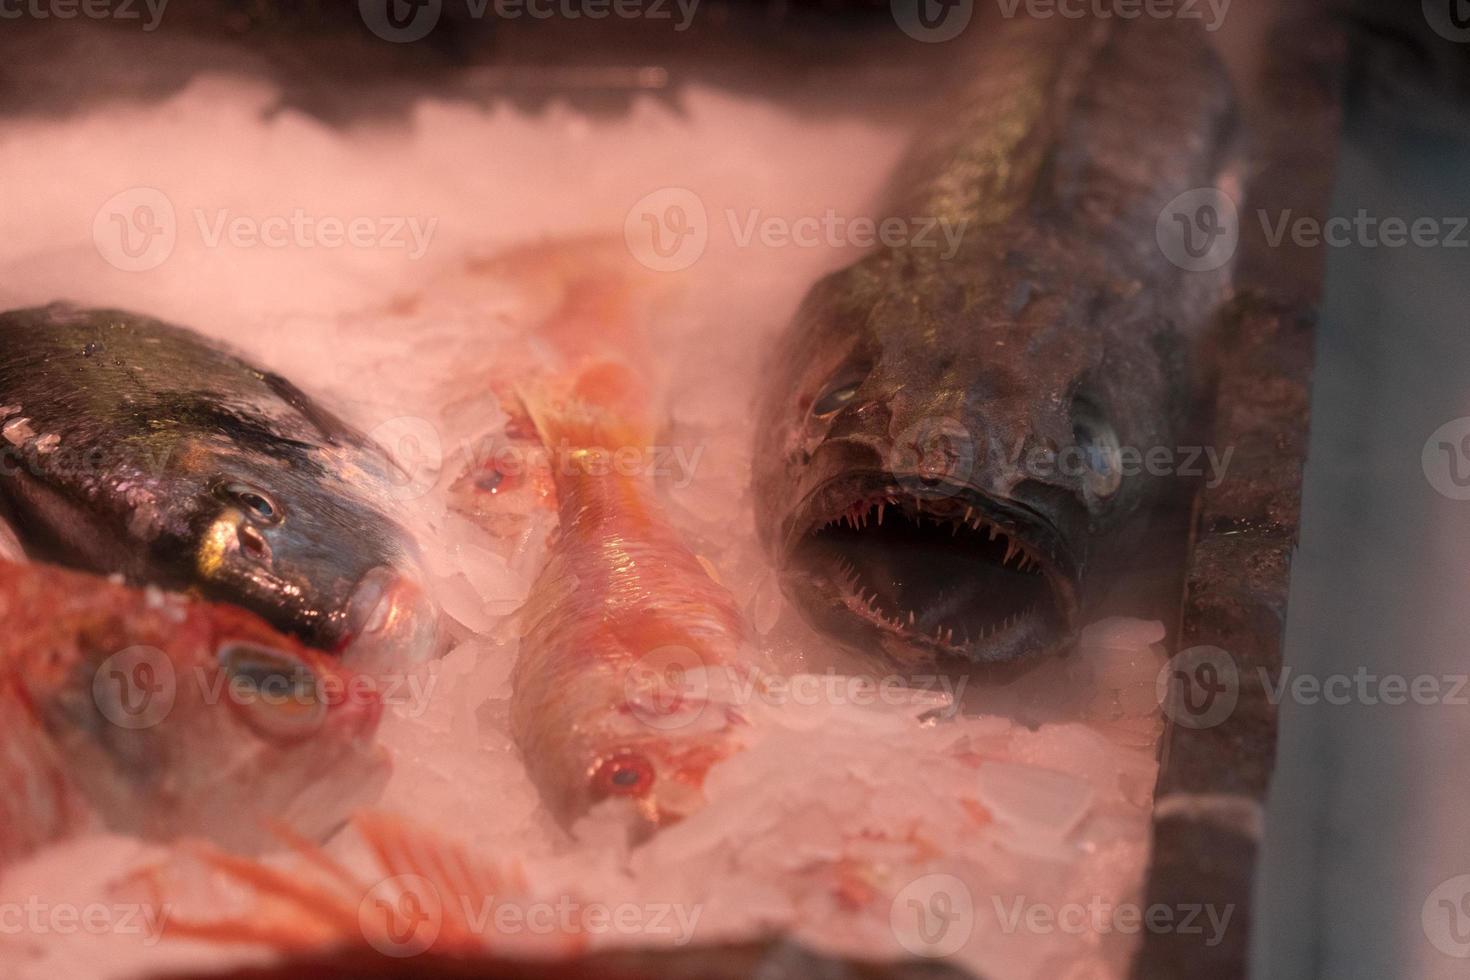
<box><xmin>519</xmin><ymin>360</ymin><xmax>652</xmax><ymax>458</ymax></box>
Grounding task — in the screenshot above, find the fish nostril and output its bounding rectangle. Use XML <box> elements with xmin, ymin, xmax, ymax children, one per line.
<box><xmin>237</xmin><ymin>524</ymin><xmax>271</xmax><ymax>562</ymax></box>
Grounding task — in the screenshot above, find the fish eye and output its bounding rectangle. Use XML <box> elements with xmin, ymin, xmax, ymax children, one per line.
<box><xmin>811</xmin><ymin>379</ymin><xmax>861</xmax><ymax>419</ymax></box>
<box><xmin>1071</xmin><ymin>398</ymin><xmax>1123</xmax><ymax>500</ymax></box>
<box><xmin>217</xmin><ymin>642</ymin><xmax>325</xmax><ymax>740</ymax></box>
<box><xmin>592</xmin><ymin>751</ymin><xmax>655</xmax><ymax>799</ymax></box>
<box><xmin>221</xmin><ymin>482</ymin><xmax>282</xmax><ymax>524</ymax></box>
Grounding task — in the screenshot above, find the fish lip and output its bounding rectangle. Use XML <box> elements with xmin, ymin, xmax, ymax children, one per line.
<box><xmin>779</xmin><ymin>470</ymin><xmax>1082</xmax><ymax>667</ymax></box>
<box><xmin>337</xmin><ymin>566</ymin><xmax>441</xmax><ymax>672</ymax></box>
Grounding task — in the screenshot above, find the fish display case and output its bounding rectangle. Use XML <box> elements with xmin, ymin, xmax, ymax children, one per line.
<box><xmin>0</xmin><ymin>2</ymin><xmax>1358</xmax><ymax>979</ymax></box>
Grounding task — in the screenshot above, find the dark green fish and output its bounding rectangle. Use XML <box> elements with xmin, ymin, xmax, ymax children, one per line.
<box><xmin>0</xmin><ymin>304</ymin><xmax>437</xmax><ymax>668</ymax></box>
<box><xmin>752</xmin><ymin>17</ymin><xmax>1237</xmax><ymax>667</ymax></box>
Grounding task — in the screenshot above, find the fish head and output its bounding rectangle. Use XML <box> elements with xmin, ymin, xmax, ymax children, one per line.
<box><xmin>52</xmin><ymin>596</ymin><xmax>391</xmax><ymax>851</ymax></box>
<box><xmin>754</xmin><ymin>242</ymin><xmax>1180</xmax><ymax>667</ymax></box>
<box><xmin>171</xmin><ymin>442</ymin><xmax>440</xmax><ymax>672</ymax></box>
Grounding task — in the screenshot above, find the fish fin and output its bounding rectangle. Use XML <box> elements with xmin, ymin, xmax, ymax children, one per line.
<box><xmin>124</xmin><ymin>810</ymin><xmax>570</xmax><ymax>955</ymax></box>
<box><xmin>518</xmin><ymin>360</ymin><xmax>652</xmax><ymax>456</ymax></box>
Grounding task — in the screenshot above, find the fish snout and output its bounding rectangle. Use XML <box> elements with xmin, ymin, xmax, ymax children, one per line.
<box><xmin>340</xmin><ymin>566</ymin><xmax>440</xmax><ymax>672</ymax></box>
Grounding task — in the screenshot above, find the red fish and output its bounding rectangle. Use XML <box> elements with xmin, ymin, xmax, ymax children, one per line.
<box><xmin>510</xmin><ymin>363</ymin><xmax>759</xmax><ymax>835</ymax></box>
<box><xmin>0</xmin><ymin>559</ymin><xmax>389</xmax><ymax>867</ymax></box>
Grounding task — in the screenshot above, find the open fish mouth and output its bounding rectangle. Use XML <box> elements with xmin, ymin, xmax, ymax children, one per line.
<box><xmin>783</xmin><ymin>473</ymin><xmax>1081</xmax><ymax>666</ymax></box>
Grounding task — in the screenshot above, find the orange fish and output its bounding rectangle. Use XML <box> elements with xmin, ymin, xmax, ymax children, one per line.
<box><xmin>0</xmin><ymin>559</ymin><xmax>389</xmax><ymax>867</ymax></box>
<box><xmin>510</xmin><ymin>362</ymin><xmax>759</xmax><ymax>835</ymax></box>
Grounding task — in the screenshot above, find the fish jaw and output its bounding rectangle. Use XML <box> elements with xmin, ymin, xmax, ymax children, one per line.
<box><xmin>778</xmin><ymin>462</ymin><xmax>1082</xmax><ymax>668</ymax></box>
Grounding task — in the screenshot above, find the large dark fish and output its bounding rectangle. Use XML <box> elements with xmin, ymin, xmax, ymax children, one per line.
<box><xmin>0</xmin><ymin>304</ymin><xmax>438</xmax><ymax>668</ymax></box>
<box><xmin>752</xmin><ymin>17</ymin><xmax>1237</xmax><ymax>667</ymax></box>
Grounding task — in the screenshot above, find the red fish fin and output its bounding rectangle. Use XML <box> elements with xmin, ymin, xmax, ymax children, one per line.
<box><xmin>518</xmin><ymin>360</ymin><xmax>652</xmax><ymax>456</ymax></box>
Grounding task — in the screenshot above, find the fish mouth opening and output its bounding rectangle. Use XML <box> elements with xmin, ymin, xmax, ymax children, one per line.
<box><xmin>785</xmin><ymin>474</ymin><xmax>1080</xmax><ymax>666</ymax></box>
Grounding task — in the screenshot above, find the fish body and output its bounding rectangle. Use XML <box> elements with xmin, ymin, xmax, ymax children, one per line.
<box><xmin>0</xmin><ymin>304</ymin><xmax>437</xmax><ymax>668</ymax></box>
<box><xmin>510</xmin><ymin>363</ymin><xmax>755</xmax><ymax>834</ymax></box>
<box><xmin>0</xmin><ymin>559</ymin><xmax>389</xmax><ymax>866</ymax></box>
<box><xmin>753</xmin><ymin>17</ymin><xmax>1237</xmax><ymax>667</ymax></box>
